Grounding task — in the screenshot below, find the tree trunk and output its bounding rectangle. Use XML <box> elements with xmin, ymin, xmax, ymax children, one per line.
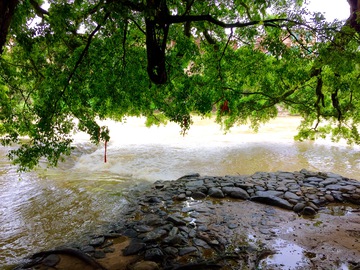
<box><xmin>0</xmin><ymin>0</ymin><xmax>19</xmax><ymax>54</ymax></box>
<box><xmin>145</xmin><ymin>0</ymin><xmax>170</xmax><ymax>84</ymax></box>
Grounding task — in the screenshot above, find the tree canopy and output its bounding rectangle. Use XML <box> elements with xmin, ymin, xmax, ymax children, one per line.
<box><xmin>0</xmin><ymin>0</ymin><xmax>359</xmax><ymax>171</ymax></box>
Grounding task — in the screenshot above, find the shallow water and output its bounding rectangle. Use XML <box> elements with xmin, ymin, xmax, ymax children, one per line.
<box><xmin>1</xmin><ymin>116</ymin><xmax>359</xmax><ymax>268</ymax></box>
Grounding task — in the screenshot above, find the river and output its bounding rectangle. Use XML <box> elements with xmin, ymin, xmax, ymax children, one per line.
<box><xmin>1</xmin><ymin>116</ymin><xmax>359</xmax><ymax>268</ymax></box>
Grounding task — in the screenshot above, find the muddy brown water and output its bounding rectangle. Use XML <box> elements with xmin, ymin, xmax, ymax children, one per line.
<box><xmin>1</xmin><ymin>116</ymin><xmax>359</xmax><ymax>268</ymax></box>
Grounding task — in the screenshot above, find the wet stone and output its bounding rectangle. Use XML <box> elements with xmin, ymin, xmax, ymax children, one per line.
<box><xmin>284</xmin><ymin>191</ymin><xmax>301</xmax><ymax>201</ymax></box>
<box><xmin>143</xmin><ymin>229</ymin><xmax>168</xmax><ymax>242</ymax></box>
<box><xmin>144</xmin><ymin>248</ymin><xmax>164</xmax><ymax>261</ymax></box>
<box><xmin>193</xmin><ymin>238</ymin><xmax>210</xmax><ymax>249</ymax></box>
<box><xmin>322</xmin><ymin>178</ymin><xmax>339</xmax><ymax>186</ymax></box>
<box><xmin>176</xmin><ymin>194</ymin><xmax>186</xmax><ymax>200</ymax></box>
<box><xmin>222</xmin><ymin>187</ymin><xmax>250</xmax><ymax>200</ymax></box>
<box><xmin>326</xmin><ymin>184</ymin><xmax>343</xmax><ymax>190</ymax></box>
<box><xmin>185</xmin><ymin>180</ymin><xmax>204</xmax><ymax>188</ymax></box>
<box><xmin>123</xmin><ymin>241</ymin><xmax>146</xmax><ymax>256</ymax></box>
<box><xmin>42</xmin><ymin>254</ymin><xmax>60</xmax><ymax>267</ymax></box>
<box><xmin>167</xmin><ymin>215</ymin><xmax>186</xmax><ymax>226</ymax></box>
<box><xmin>301</xmin><ymin>206</ymin><xmax>317</xmax><ymax>216</ymax></box>
<box><xmin>93</xmin><ymin>250</ymin><xmax>106</xmax><ymax>259</ymax></box>
<box><xmin>305</xmin><ymin>177</ymin><xmax>324</xmax><ymax>182</ymax></box>
<box><xmin>89</xmin><ymin>236</ymin><xmax>105</xmax><ymax>247</ymax></box>
<box><xmin>208</xmin><ymin>187</ymin><xmax>225</xmax><ymax>198</ymax></box>
<box><xmin>251</xmin><ymin>195</ymin><xmax>293</xmax><ymax>210</ymax></box>
<box><xmin>178</xmin><ymin>246</ymin><xmax>198</xmax><ymax>256</ymax></box>
<box><xmin>255</xmin><ymin>190</ymin><xmax>284</xmax><ymax>197</ymax></box>
<box><xmin>191</xmin><ymin>191</ymin><xmax>207</xmax><ymax>199</ymax></box>
<box><xmin>134</xmin><ymin>225</ymin><xmax>153</xmax><ymax>233</ymax></box>
<box><xmin>81</xmin><ymin>245</ymin><xmax>95</xmax><ymax>253</ymax></box>
<box><xmin>164</xmin><ymin>246</ymin><xmax>178</xmax><ymax>257</ymax></box>
<box><xmin>228</xmin><ymin>223</ymin><xmax>238</xmax><ymax>229</ymax></box>
<box><xmin>340</xmin><ymin>185</ymin><xmax>356</xmax><ymax>192</ymax></box>
<box><xmin>293</xmin><ymin>203</ymin><xmax>306</xmax><ymax>213</ymax></box>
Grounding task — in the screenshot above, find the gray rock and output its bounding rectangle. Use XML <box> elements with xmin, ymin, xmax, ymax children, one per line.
<box><xmin>255</xmin><ymin>190</ymin><xmax>283</xmax><ymax>197</ymax></box>
<box><xmin>222</xmin><ymin>187</ymin><xmax>249</xmax><ymax>200</ymax></box>
<box><xmin>193</xmin><ymin>238</ymin><xmax>210</xmax><ymax>249</ymax></box>
<box><xmin>326</xmin><ymin>184</ymin><xmax>343</xmax><ymax>190</ymax></box>
<box><xmin>321</xmin><ymin>178</ymin><xmax>338</xmax><ymax>186</ymax></box>
<box><xmin>143</xmin><ymin>229</ymin><xmax>168</xmax><ymax>242</ymax></box>
<box><xmin>163</xmin><ymin>235</ymin><xmax>187</xmax><ymax>246</ymax></box>
<box><xmin>93</xmin><ymin>250</ymin><xmax>106</xmax><ymax>259</ymax></box>
<box><xmin>293</xmin><ymin>203</ymin><xmax>306</xmax><ymax>213</ymax></box>
<box><xmin>42</xmin><ymin>254</ymin><xmax>60</xmax><ymax>267</ymax></box>
<box><xmin>178</xmin><ymin>246</ymin><xmax>198</xmax><ymax>256</ymax></box>
<box><xmin>191</xmin><ymin>191</ymin><xmax>207</xmax><ymax>199</ymax></box>
<box><xmin>301</xmin><ymin>206</ymin><xmax>317</xmax><ymax>216</ymax></box>
<box><xmin>185</xmin><ymin>180</ymin><xmax>204</xmax><ymax>188</ymax></box>
<box><xmin>81</xmin><ymin>245</ymin><xmax>95</xmax><ymax>253</ymax></box>
<box><xmin>339</xmin><ymin>185</ymin><xmax>356</xmax><ymax>192</ymax></box>
<box><xmin>167</xmin><ymin>215</ymin><xmax>186</xmax><ymax>226</ymax></box>
<box><xmin>250</xmin><ymin>195</ymin><xmax>293</xmax><ymax>210</ymax></box>
<box><xmin>123</xmin><ymin>241</ymin><xmax>146</xmax><ymax>256</ymax></box>
<box><xmin>305</xmin><ymin>177</ymin><xmax>323</xmax><ymax>182</ymax></box>
<box><xmin>324</xmin><ymin>194</ymin><xmax>335</xmax><ymax>202</ymax></box>
<box><xmin>177</xmin><ymin>173</ymin><xmax>200</xmax><ymax>180</ymax></box>
<box><xmin>208</xmin><ymin>187</ymin><xmax>225</xmax><ymax>198</ymax></box>
<box><xmin>144</xmin><ymin>248</ymin><xmax>164</xmax><ymax>261</ymax></box>
<box><xmin>134</xmin><ymin>225</ymin><xmax>153</xmax><ymax>233</ymax></box>
<box><xmin>164</xmin><ymin>246</ymin><xmax>178</xmax><ymax>257</ymax></box>
<box><xmin>284</xmin><ymin>191</ymin><xmax>301</xmax><ymax>201</ymax></box>
<box><xmin>89</xmin><ymin>236</ymin><xmax>105</xmax><ymax>247</ymax></box>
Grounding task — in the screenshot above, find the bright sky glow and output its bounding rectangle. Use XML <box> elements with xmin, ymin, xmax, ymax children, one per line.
<box><xmin>306</xmin><ymin>0</ymin><xmax>350</xmax><ymax>21</ymax></box>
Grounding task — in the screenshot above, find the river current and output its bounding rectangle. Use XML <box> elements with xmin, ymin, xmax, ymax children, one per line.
<box><xmin>1</xmin><ymin>116</ymin><xmax>359</xmax><ymax>268</ymax></box>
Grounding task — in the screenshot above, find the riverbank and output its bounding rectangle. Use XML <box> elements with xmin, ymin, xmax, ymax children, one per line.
<box><xmin>14</xmin><ymin>169</ymin><xmax>360</xmax><ymax>270</ymax></box>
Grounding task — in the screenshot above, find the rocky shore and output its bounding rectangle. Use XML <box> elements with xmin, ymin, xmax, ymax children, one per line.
<box><xmin>15</xmin><ymin>169</ymin><xmax>360</xmax><ymax>270</ymax></box>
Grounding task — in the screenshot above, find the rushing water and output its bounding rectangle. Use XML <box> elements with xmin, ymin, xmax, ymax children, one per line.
<box><xmin>1</xmin><ymin>116</ymin><xmax>360</xmax><ymax>268</ymax></box>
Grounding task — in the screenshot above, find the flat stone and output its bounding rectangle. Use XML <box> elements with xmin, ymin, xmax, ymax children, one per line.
<box><xmin>166</xmin><ymin>215</ymin><xmax>186</xmax><ymax>226</ymax></box>
<box><xmin>42</xmin><ymin>254</ymin><xmax>60</xmax><ymax>267</ymax></box>
<box><xmin>293</xmin><ymin>203</ymin><xmax>306</xmax><ymax>213</ymax></box>
<box><xmin>324</xmin><ymin>194</ymin><xmax>335</xmax><ymax>202</ymax></box>
<box><xmin>143</xmin><ymin>229</ymin><xmax>168</xmax><ymax>242</ymax></box>
<box><xmin>305</xmin><ymin>177</ymin><xmax>323</xmax><ymax>182</ymax></box>
<box><xmin>185</xmin><ymin>180</ymin><xmax>204</xmax><ymax>188</ymax></box>
<box><xmin>339</xmin><ymin>185</ymin><xmax>356</xmax><ymax>192</ymax></box>
<box><xmin>134</xmin><ymin>225</ymin><xmax>153</xmax><ymax>233</ymax></box>
<box><xmin>178</xmin><ymin>173</ymin><xmax>200</xmax><ymax>180</ymax></box>
<box><xmin>93</xmin><ymin>250</ymin><xmax>106</xmax><ymax>259</ymax></box>
<box><xmin>326</xmin><ymin>184</ymin><xmax>343</xmax><ymax>190</ymax></box>
<box><xmin>250</xmin><ymin>195</ymin><xmax>293</xmax><ymax>210</ymax></box>
<box><xmin>193</xmin><ymin>238</ymin><xmax>210</xmax><ymax>249</ymax></box>
<box><xmin>81</xmin><ymin>245</ymin><xmax>95</xmax><ymax>253</ymax></box>
<box><xmin>301</xmin><ymin>206</ymin><xmax>317</xmax><ymax>216</ymax></box>
<box><xmin>222</xmin><ymin>187</ymin><xmax>249</xmax><ymax>200</ymax></box>
<box><xmin>255</xmin><ymin>190</ymin><xmax>283</xmax><ymax>197</ymax></box>
<box><xmin>191</xmin><ymin>191</ymin><xmax>207</xmax><ymax>199</ymax></box>
<box><xmin>163</xmin><ymin>246</ymin><xmax>178</xmax><ymax>257</ymax></box>
<box><xmin>284</xmin><ymin>191</ymin><xmax>301</xmax><ymax>201</ymax></box>
<box><xmin>321</xmin><ymin>178</ymin><xmax>339</xmax><ymax>186</ymax></box>
<box><xmin>208</xmin><ymin>187</ymin><xmax>225</xmax><ymax>198</ymax></box>
<box><xmin>123</xmin><ymin>241</ymin><xmax>146</xmax><ymax>256</ymax></box>
<box><xmin>178</xmin><ymin>246</ymin><xmax>198</xmax><ymax>256</ymax></box>
<box><xmin>89</xmin><ymin>236</ymin><xmax>105</xmax><ymax>247</ymax></box>
<box><xmin>144</xmin><ymin>248</ymin><xmax>164</xmax><ymax>261</ymax></box>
